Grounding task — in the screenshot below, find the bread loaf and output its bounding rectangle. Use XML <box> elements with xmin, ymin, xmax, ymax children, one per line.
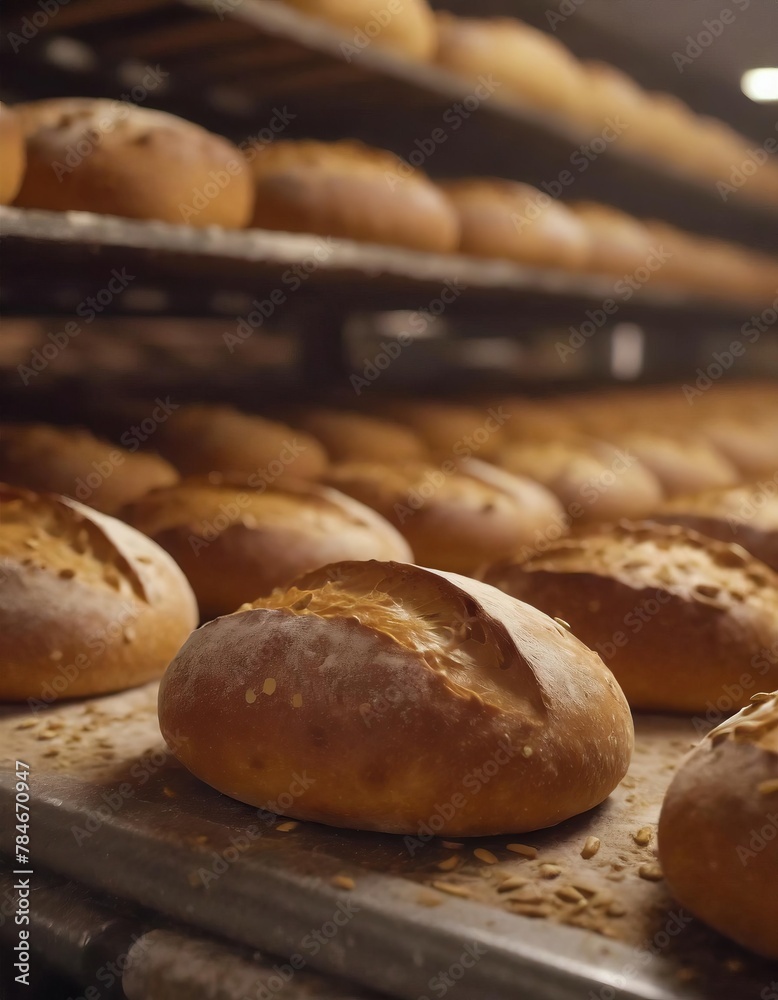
<box><xmin>373</xmin><ymin>400</ymin><xmax>508</xmax><ymax>458</ymax></box>
<box><xmin>567</xmin><ymin>201</ymin><xmax>655</xmax><ymax>277</ymax></box>
<box><xmin>441</xmin><ymin>179</ymin><xmax>590</xmax><ymax>270</ymax></box>
<box><xmin>158</xmin><ymin>559</ymin><xmax>634</xmax><ymax>835</ymax></box>
<box><xmin>295</xmin><ymin>409</ymin><xmax>428</xmax><ymax>463</ymax></box>
<box><xmin>658</xmin><ymin>691</ymin><xmax>778</xmax><ymax>959</ymax></box>
<box><xmin>0</xmin><ymin>424</ymin><xmax>178</xmax><ymax>514</ymax></box>
<box><xmin>282</xmin><ymin>0</ymin><xmax>436</xmax><ymax>59</ymax></box>
<box><xmin>603</xmin><ymin>430</ymin><xmax>739</xmax><ymax>497</ymax></box>
<box><xmin>482</xmin><ymin>522</ymin><xmax>778</xmax><ymax>712</ymax></box>
<box><xmin>652</xmin><ymin>484</ymin><xmax>778</xmax><ymax>572</ymax></box>
<box><xmin>14</xmin><ymin>98</ymin><xmax>253</xmax><ymax>228</ymax></box>
<box><xmin>0</xmin><ymin>103</ymin><xmax>25</xmax><ymax>205</ymax></box>
<box><xmin>322</xmin><ymin>458</ymin><xmax>565</xmax><ymax>574</ymax></box>
<box><xmin>154</xmin><ymin>404</ymin><xmax>327</xmax><ymax>482</ymax></box>
<box><xmin>122</xmin><ymin>478</ymin><xmax>412</xmax><ymax>619</ymax></box>
<box><xmin>0</xmin><ymin>483</ymin><xmax>197</xmax><ymax>702</ymax></box>
<box><xmin>247</xmin><ymin>140</ymin><xmax>460</xmax><ymax>253</ymax></box>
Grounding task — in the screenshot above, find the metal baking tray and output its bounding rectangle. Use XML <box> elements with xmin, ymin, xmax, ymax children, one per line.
<box><xmin>0</xmin><ymin>687</ymin><xmax>774</xmax><ymax>1000</ymax></box>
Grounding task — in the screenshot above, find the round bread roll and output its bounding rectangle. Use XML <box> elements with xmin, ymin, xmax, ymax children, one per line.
<box><xmin>154</xmin><ymin>404</ymin><xmax>327</xmax><ymax>482</ymax></box>
<box><xmin>658</xmin><ymin>691</ymin><xmax>778</xmax><ymax>959</ymax></box>
<box><xmin>441</xmin><ymin>179</ymin><xmax>590</xmax><ymax>270</ymax></box>
<box><xmin>122</xmin><ymin>478</ymin><xmax>412</xmax><ymax>619</ymax></box>
<box><xmin>497</xmin><ymin>437</ymin><xmax>664</xmax><ymax>524</ymax></box>
<box><xmin>374</xmin><ymin>400</ymin><xmax>509</xmax><ymax>458</ymax></box>
<box><xmin>604</xmin><ymin>430</ymin><xmax>740</xmax><ymax>497</ymax></box>
<box><xmin>282</xmin><ymin>0</ymin><xmax>436</xmax><ymax>59</ymax></box>
<box><xmin>581</xmin><ymin>60</ymin><xmax>648</xmax><ymax>135</ymax></box>
<box><xmin>482</xmin><ymin>521</ymin><xmax>778</xmax><ymax>713</ymax></box>
<box><xmin>652</xmin><ymin>484</ymin><xmax>778</xmax><ymax>573</ymax></box>
<box><xmin>0</xmin><ymin>424</ymin><xmax>178</xmax><ymax>515</ymax></box>
<box><xmin>696</xmin><ymin>417</ymin><xmax>778</xmax><ymax>478</ymax></box>
<box><xmin>158</xmin><ymin>559</ymin><xmax>634</xmax><ymax>835</ymax></box>
<box><xmin>434</xmin><ymin>14</ymin><xmax>587</xmax><ymax>120</ymax></box>
<box><xmin>13</xmin><ymin>98</ymin><xmax>253</xmax><ymax>228</ymax></box>
<box><xmin>0</xmin><ymin>483</ymin><xmax>197</xmax><ymax>702</ymax></box>
<box><xmin>247</xmin><ymin>140</ymin><xmax>460</xmax><ymax>253</ymax></box>
<box><xmin>322</xmin><ymin>458</ymin><xmax>565</xmax><ymax>574</ymax></box>
<box><xmin>567</xmin><ymin>201</ymin><xmax>655</xmax><ymax>277</ymax></box>
<box><xmin>295</xmin><ymin>409</ymin><xmax>428</xmax><ymax>463</ymax></box>
<box><xmin>0</xmin><ymin>103</ymin><xmax>25</xmax><ymax>206</ymax></box>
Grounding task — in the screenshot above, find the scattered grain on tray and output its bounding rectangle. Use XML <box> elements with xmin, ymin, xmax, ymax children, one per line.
<box><xmin>15</xmin><ymin>718</ymin><xmax>38</xmax><ymax>730</ymax></box>
<box><xmin>509</xmin><ymin>902</ymin><xmax>552</xmax><ymax>919</ymax></box>
<box><xmin>607</xmin><ymin>902</ymin><xmax>627</xmax><ymax>917</ymax></box>
<box><xmin>245</xmin><ymin>689</ymin><xmax>257</xmax><ymax>704</ymax></box>
<box><xmin>441</xmin><ymin>840</ymin><xmax>463</xmax><ymax>850</ymax></box>
<box><xmin>276</xmin><ymin>821</ymin><xmax>299</xmax><ymax>832</ymax></box>
<box><xmin>331</xmin><ymin>875</ymin><xmax>355</xmax><ymax>891</ymax></box>
<box><xmin>417</xmin><ymin>891</ymin><xmax>443</xmax><ymax>908</ymax></box>
<box><xmin>633</xmin><ymin>826</ymin><xmax>653</xmax><ymax>846</ymax></box>
<box><xmin>262</xmin><ymin>678</ymin><xmax>276</xmax><ymax>696</ymax></box>
<box><xmin>638</xmin><ymin>863</ymin><xmax>663</xmax><ymax>882</ymax></box>
<box><xmin>506</xmin><ymin>843</ymin><xmax>537</xmax><ymax>858</ymax></box>
<box><xmin>474</xmin><ymin>848</ymin><xmax>498</xmax><ymax>865</ymax></box>
<box><xmin>437</xmin><ymin>855</ymin><xmax>460</xmax><ymax>872</ymax></box>
<box><xmin>553</xmin><ymin>617</ymin><xmax>571</xmax><ymax>630</ymax></box>
<box><xmin>538</xmin><ymin>864</ymin><xmax>562</xmax><ymax>879</ymax></box>
<box><xmin>758</xmin><ymin>778</ymin><xmax>778</xmax><ymax>795</ymax></box>
<box><xmin>581</xmin><ymin>836</ymin><xmax>600</xmax><ymax>859</ymax></box>
<box><xmin>163</xmin><ymin>787</ymin><xmax>176</xmax><ymax>798</ymax></box>
<box><xmin>556</xmin><ymin>885</ymin><xmax>586</xmax><ymax>904</ymax></box>
<box><xmin>496</xmin><ymin>876</ymin><xmax>530</xmax><ymax>893</ymax></box>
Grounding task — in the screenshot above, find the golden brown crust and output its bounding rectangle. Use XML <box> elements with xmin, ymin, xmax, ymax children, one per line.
<box><xmin>567</xmin><ymin>201</ymin><xmax>655</xmax><ymax>276</ymax></box>
<box><xmin>247</xmin><ymin>140</ymin><xmax>460</xmax><ymax>253</ymax></box>
<box><xmin>482</xmin><ymin>521</ymin><xmax>778</xmax><ymax>713</ymax></box>
<box><xmin>0</xmin><ymin>424</ymin><xmax>179</xmax><ymax>514</ymax></box>
<box><xmin>496</xmin><ymin>436</ymin><xmax>664</xmax><ymax>523</ymax></box>
<box><xmin>282</xmin><ymin>0</ymin><xmax>436</xmax><ymax>59</ymax></box>
<box><xmin>605</xmin><ymin>430</ymin><xmax>740</xmax><ymax>497</ymax></box>
<box><xmin>0</xmin><ymin>103</ymin><xmax>25</xmax><ymax>205</ymax></box>
<box><xmin>0</xmin><ymin>483</ymin><xmax>197</xmax><ymax>702</ymax></box>
<box><xmin>441</xmin><ymin>178</ymin><xmax>590</xmax><ymax>269</ymax></box>
<box><xmin>372</xmin><ymin>400</ymin><xmax>509</xmax><ymax>458</ymax></box>
<box><xmin>658</xmin><ymin>692</ymin><xmax>778</xmax><ymax>959</ymax></box>
<box><xmin>321</xmin><ymin>458</ymin><xmax>565</xmax><ymax>574</ymax></box>
<box><xmin>158</xmin><ymin>559</ymin><xmax>633</xmax><ymax>835</ymax></box>
<box><xmin>13</xmin><ymin>98</ymin><xmax>253</xmax><ymax>228</ymax></box>
<box><xmin>296</xmin><ymin>409</ymin><xmax>429</xmax><ymax>463</ymax></box>
<box><xmin>122</xmin><ymin>478</ymin><xmax>412</xmax><ymax>618</ymax></box>
<box><xmin>651</xmin><ymin>483</ymin><xmax>778</xmax><ymax>572</ymax></box>
<box><xmin>434</xmin><ymin>14</ymin><xmax>586</xmax><ymax>119</ymax></box>
<box><xmin>154</xmin><ymin>404</ymin><xmax>327</xmax><ymax>481</ymax></box>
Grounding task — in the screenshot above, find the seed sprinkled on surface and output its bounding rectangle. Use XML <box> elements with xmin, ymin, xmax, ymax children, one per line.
<box><xmin>262</xmin><ymin>678</ymin><xmax>277</xmax><ymax>696</ymax></box>
<box><xmin>521</xmin><ymin>746</ymin><xmax>533</xmax><ymax>758</ymax></box>
<box><xmin>292</xmin><ymin>694</ymin><xmax>303</xmax><ymax>708</ymax></box>
<box><xmin>276</xmin><ymin>821</ymin><xmax>298</xmax><ymax>832</ymax></box>
<box><xmin>59</xmin><ymin>568</ymin><xmax>75</xmax><ymax>579</ymax></box>
<box><xmin>607</xmin><ymin>902</ymin><xmax>627</xmax><ymax>917</ymax></box>
<box><xmin>441</xmin><ymin>841</ymin><xmax>464</xmax><ymax>850</ymax></box>
<box><xmin>437</xmin><ymin>856</ymin><xmax>459</xmax><ymax>872</ymax></box>
<box><xmin>581</xmin><ymin>836</ymin><xmax>601</xmax><ymax>859</ymax></box>
<box><xmin>556</xmin><ymin>885</ymin><xmax>585</xmax><ymax>903</ymax></box>
<box><xmin>474</xmin><ymin>848</ymin><xmax>498</xmax><ymax>865</ymax></box>
<box><xmin>758</xmin><ymin>778</ymin><xmax>778</xmax><ymax>795</ymax></box>
<box><xmin>15</xmin><ymin>718</ymin><xmax>38</xmax><ymax>730</ymax></box>
<box><xmin>245</xmin><ymin>689</ymin><xmax>257</xmax><ymax>704</ymax></box>
<box><xmin>633</xmin><ymin>826</ymin><xmax>653</xmax><ymax>846</ymax></box>
<box><xmin>553</xmin><ymin>617</ymin><xmax>571</xmax><ymax>630</ymax></box>
<box><xmin>638</xmin><ymin>863</ymin><xmax>663</xmax><ymax>882</ymax></box>
<box><xmin>497</xmin><ymin>876</ymin><xmax>529</xmax><ymax>893</ymax></box>
<box><xmin>507</xmin><ymin>843</ymin><xmax>537</xmax><ymax>859</ymax></box>
<box><xmin>331</xmin><ymin>875</ymin><xmax>355</xmax><ymax>891</ymax></box>
<box><xmin>432</xmin><ymin>881</ymin><xmax>471</xmax><ymax>899</ymax></box>
<box><xmin>539</xmin><ymin>864</ymin><xmax>562</xmax><ymax>879</ymax></box>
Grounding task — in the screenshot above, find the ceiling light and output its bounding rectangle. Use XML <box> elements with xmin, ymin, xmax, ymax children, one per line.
<box><xmin>741</xmin><ymin>67</ymin><xmax>778</xmax><ymax>103</ymax></box>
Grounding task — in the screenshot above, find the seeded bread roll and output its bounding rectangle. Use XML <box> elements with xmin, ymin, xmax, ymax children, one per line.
<box><xmin>13</xmin><ymin>98</ymin><xmax>253</xmax><ymax>228</ymax></box>
<box><xmin>0</xmin><ymin>484</ymin><xmax>197</xmax><ymax>702</ymax></box>
<box><xmin>247</xmin><ymin>140</ymin><xmax>460</xmax><ymax>253</ymax></box>
<box><xmin>0</xmin><ymin>103</ymin><xmax>25</xmax><ymax>205</ymax></box>
<box><xmin>441</xmin><ymin>179</ymin><xmax>590</xmax><ymax>270</ymax></box>
<box><xmin>158</xmin><ymin>559</ymin><xmax>634</xmax><ymax>835</ymax></box>
<box><xmin>154</xmin><ymin>404</ymin><xmax>327</xmax><ymax>482</ymax></box>
<box><xmin>282</xmin><ymin>0</ymin><xmax>436</xmax><ymax>59</ymax></box>
<box><xmin>567</xmin><ymin>201</ymin><xmax>655</xmax><ymax>277</ymax></box>
<box><xmin>122</xmin><ymin>478</ymin><xmax>412</xmax><ymax>619</ymax></box>
<box><xmin>659</xmin><ymin>692</ymin><xmax>778</xmax><ymax>959</ymax></box>
<box><xmin>295</xmin><ymin>409</ymin><xmax>428</xmax><ymax>463</ymax></box>
<box><xmin>322</xmin><ymin>458</ymin><xmax>565</xmax><ymax>574</ymax></box>
<box><xmin>0</xmin><ymin>424</ymin><xmax>178</xmax><ymax>515</ymax></box>
<box><xmin>434</xmin><ymin>14</ymin><xmax>587</xmax><ymax>120</ymax></box>
<box><xmin>496</xmin><ymin>437</ymin><xmax>664</xmax><ymax>524</ymax></box>
<box><xmin>652</xmin><ymin>484</ymin><xmax>778</xmax><ymax>573</ymax></box>
<box><xmin>482</xmin><ymin>522</ymin><xmax>778</xmax><ymax>713</ymax></box>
